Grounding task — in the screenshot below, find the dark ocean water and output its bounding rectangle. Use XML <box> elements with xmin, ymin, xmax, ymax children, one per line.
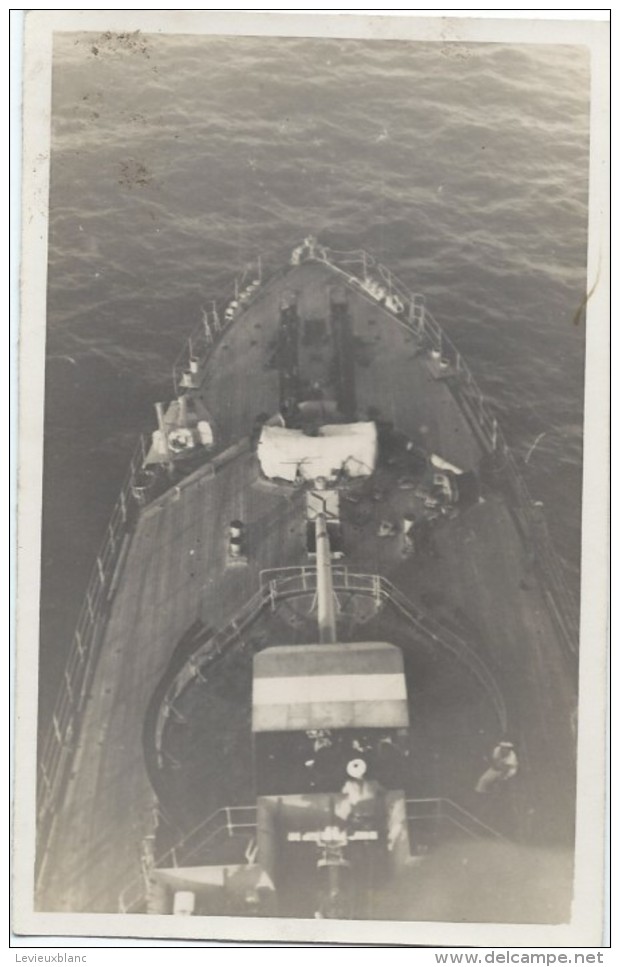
<box><xmin>40</xmin><ymin>33</ymin><xmax>590</xmax><ymax>733</ymax></box>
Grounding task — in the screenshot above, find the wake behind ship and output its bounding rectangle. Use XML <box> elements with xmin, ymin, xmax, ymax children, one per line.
<box><xmin>36</xmin><ymin>238</ymin><xmax>579</xmax><ymax>922</ymax></box>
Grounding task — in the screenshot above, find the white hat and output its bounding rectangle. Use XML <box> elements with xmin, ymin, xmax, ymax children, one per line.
<box><xmin>346</xmin><ymin>758</ymin><xmax>367</xmax><ymax>779</ymax></box>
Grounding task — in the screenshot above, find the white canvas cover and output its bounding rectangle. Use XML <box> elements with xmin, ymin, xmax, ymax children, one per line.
<box><xmin>252</xmin><ymin>642</ymin><xmax>409</xmax><ymax>732</ymax></box>
<box><xmin>257</xmin><ymin>422</ymin><xmax>377</xmax><ymax>482</ymax></box>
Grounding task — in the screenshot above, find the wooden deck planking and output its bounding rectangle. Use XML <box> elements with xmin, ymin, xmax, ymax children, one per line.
<box><xmin>39</xmin><ymin>446</ymin><xmax>320</xmax><ymax>911</ymax></box>
<box><xmin>400</xmin><ymin>495</ymin><xmax>576</xmax><ymax>831</ymax></box>
<box><xmin>201</xmin><ymin>283</ymin><xmax>284</xmax><ymax>448</ymax></box>
<box><xmin>296</xmin><ymin>265</ymin><xmax>332</xmax><ymax>321</ymax></box>
<box><xmin>353</xmin><ymin>337</ymin><xmax>483</xmax><ymax>472</ymax></box>
<box><xmin>40</xmin><ymin>256</ymin><xmax>577</xmax><ymax>912</ymax></box>
<box><xmin>203</xmin><ymin>259</ymin><xmax>483</xmax><ymax>471</ymax></box>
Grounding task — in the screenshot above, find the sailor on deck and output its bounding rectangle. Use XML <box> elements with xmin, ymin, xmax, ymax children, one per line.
<box><xmin>335</xmin><ymin>759</ymin><xmax>382</xmax><ymax>825</ymax></box>
<box><xmin>475</xmin><ymin>741</ymin><xmax>519</xmax><ymax>794</ymax></box>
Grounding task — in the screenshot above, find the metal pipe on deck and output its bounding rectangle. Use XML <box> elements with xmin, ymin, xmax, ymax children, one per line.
<box><xmin>315</xmin><ymin>512</ymin><xmax>337</xmax><ymax>644</ymax></box>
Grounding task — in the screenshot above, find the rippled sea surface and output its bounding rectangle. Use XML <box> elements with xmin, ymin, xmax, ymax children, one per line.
<box><xmin>39</xmin><ymin>33</ymin><xmax>590</xmax><ymax>732</ymax></box>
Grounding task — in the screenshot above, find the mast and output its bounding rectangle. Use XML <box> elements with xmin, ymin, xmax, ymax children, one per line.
<box><xmin>315</xmin><ymin>512</ymin><xmax>337</xmax><ymax>644</ymax></box>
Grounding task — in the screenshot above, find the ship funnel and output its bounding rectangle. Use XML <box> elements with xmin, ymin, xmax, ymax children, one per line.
<box><xmin>315</xmin><ymin>512</ymin><xmax>337</xmax><ymax>644</ymax></box>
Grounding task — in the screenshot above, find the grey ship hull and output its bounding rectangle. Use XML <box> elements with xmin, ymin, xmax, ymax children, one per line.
<box><xmin>36</xmin><ymin>244</ymin><xmax>578</xmax><ymax>921</ymax></box>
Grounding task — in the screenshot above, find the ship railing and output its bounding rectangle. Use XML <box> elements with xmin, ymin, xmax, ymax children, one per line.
<box><xmin>168</xmin><ymin>240</ymin><xmax>577</xmax><ymax>657</ymax></box>
<box><xmin>36</xmin><ymin>433</ymin><xmax>151</xmax><ymax>852</ymax></box>
<box><xmin>150</xmin><ymin>566</ymin><xmax>508</xmax><ymax>783</ymax></box>
<box><xmin>260</xmin><ymin>567</ymin><xmax>508</xmax><ymax>733</ymax></box>
<box><xmin>259</xmin><ymin>564</ymin><xmax>382</xmax><ymax>599</ymax></box>
<box><xmin>39</xmin><ymin>240</ymin><xmax>578</xmax><ymax>889</ymax></box>
<box><xmin>405</xmin><ymin>797</ymin><xmax>506</xmax><ymax>842</ymax></box>
<box><xmin>307</xmin><ymin>245</ymin><xmax>579</xmax><ymax>656</ymax></box>
<box><xmin>118</xmin><ymin>796</ymin><xmax>504</xmax><ymax>912</ymax></box>
<box><xmin>118</xmin><ymin>805</ymin><xmax>258</xmax><ymax>914</ymax></box>
<box><xmin>169</xmin><ymin>241</ymin><xmax>577</xmax><ymax>650</ymax></box>
<box><xmin>153</xmin><ymin>585</ymin><xmax>272</xmax><ymax>758</ymax></box>
<box><xmin>171</xmin><ymin>256</ymin><xmax>267</xmax><ymax>397</ymax></box>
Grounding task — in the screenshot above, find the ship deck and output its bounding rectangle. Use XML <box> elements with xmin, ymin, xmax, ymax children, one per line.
<box><xmin>37</xmin><ymin>258</ymin><xmax>577</xmax><ymax>917</ymax></box>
